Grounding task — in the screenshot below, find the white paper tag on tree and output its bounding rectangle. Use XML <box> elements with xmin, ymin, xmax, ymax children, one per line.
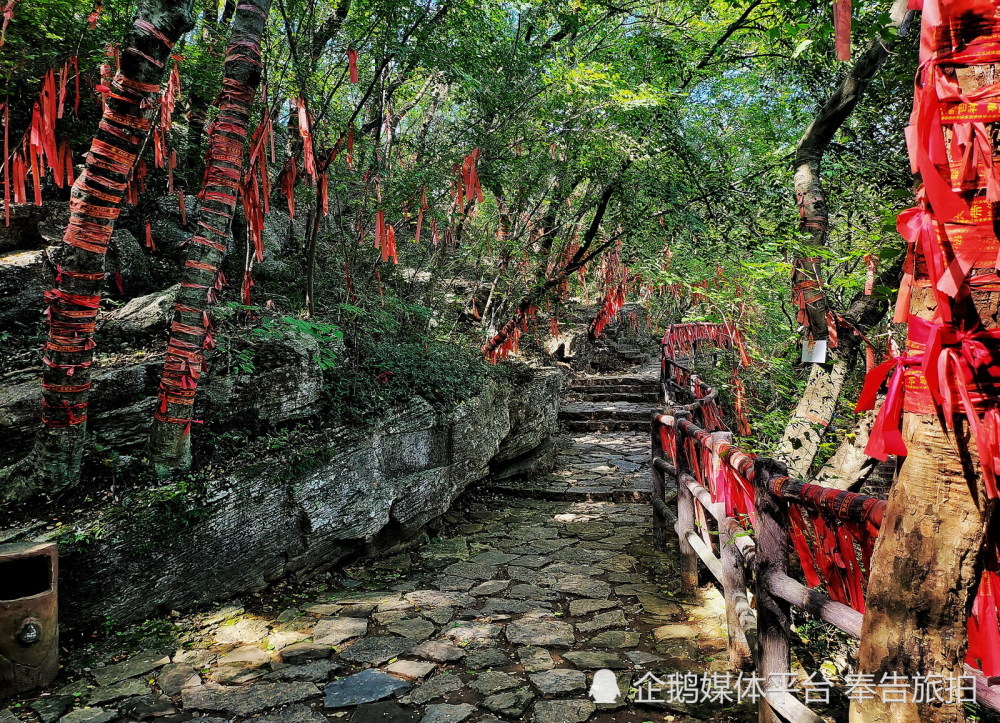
<box><xmin>801</xmin><ymin>339</ymin><xmax>827</xmax><ymax>364</ymax></box>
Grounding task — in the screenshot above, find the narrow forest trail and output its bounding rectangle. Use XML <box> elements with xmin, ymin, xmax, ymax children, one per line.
<box><xmin>14</xmin><ymin>363</ymin><xmax>751</xmax><ymax>723</ymax></box>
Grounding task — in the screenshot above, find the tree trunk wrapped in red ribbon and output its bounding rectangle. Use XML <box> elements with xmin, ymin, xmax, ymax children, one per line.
<box><xmin>856</xmin><ymin>0</ymin><xmax>1000</xmax><ymax>716</ymax></box>
<box><xmin>32</xmin><ymin>0</ymin><xmax>194</xmax><ymax>491</ymax></box>
<box><xmin>148</xmin><ymin>0</ymin><xmax>271</xmax><ymax>472</ymax></box>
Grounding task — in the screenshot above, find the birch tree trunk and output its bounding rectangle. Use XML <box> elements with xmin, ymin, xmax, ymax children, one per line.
<box><xmin>31</xmin><ymin>0</ymin><xmax>194</xmax><ymax>494</ymax></box>
<box><xmin>812</xmin><ymin>406</ymin><xmax>880</xmax><ymax>490</ymax></box>
<box><xmin>148</xmin><ymin>0</ymin><xmax>271</xmax><ymax>472</ymax></box>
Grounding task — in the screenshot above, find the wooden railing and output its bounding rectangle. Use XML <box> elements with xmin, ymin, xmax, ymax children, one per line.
<box><xmin>651</xmin><ymin>352</ymin><xmax>1000</xmax><ymax>721</ymax></box>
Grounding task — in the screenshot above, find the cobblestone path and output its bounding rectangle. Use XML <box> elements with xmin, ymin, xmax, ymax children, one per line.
<box><xmin>9</xmin><ymin>363</ymin><xmax>743</xmax><ymax>723</ymax></box>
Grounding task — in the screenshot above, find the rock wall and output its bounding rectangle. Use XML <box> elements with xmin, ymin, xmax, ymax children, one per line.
<box><xmin>39</xmin><ymin>368</ymin><xmax>560</xmax><ymax>630</ymax></box>
<box><xmin>0</xmin><ymin>324</ymin><xmax>326</xmax><ymax>481</ymax></box>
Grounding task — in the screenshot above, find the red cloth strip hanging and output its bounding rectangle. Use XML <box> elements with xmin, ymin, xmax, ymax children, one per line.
<box><xmin>347</xmin><ymin>47</ymin><xmax>358</xmax><ymax>83</ymax></box>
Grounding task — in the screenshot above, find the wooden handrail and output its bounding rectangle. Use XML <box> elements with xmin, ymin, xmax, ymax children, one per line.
<box><xmin>654</xmin><ymin>343</ymin><xmax>1000</xmax><ymax>717</ymax></box>
<box><xmin>764</xmin><ymin>569</ymin><xmax>863</xmax><ymax>639</ymax></box>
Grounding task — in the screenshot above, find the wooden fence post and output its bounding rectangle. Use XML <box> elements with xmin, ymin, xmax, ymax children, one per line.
<box><xmin>651</xmin><ymin>411</ymin><xmax>666</xmax><ymax>551</ymax></box>
<box><xmin>712</xmin><ymin>431</ymin><xmax>753</xmax><ymax>670</ymax></box>
<box><xmin>753</xmin><ymin>457</ymin><xmax>791</xmax><ymax>723</ymax></box>
<box><xmin>674</xmin><ymin>411</ymin><xmax>698</xmax><ymax>594</ymax></box>
<box><xmin>659</xmin><ymin>355</ymin><xmax>668</xmax><ymax>405</ymax></box>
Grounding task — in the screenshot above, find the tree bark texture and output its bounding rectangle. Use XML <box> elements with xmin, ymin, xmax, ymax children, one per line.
<box><xmin>33</xmin><ymin>0</ymin><xmax>195</xmax><ymax>492</ymax></box>
<box><xmin>812</xmin><ymin>406</ymin><xmax>880</xmax><ymax>490</ymax></box>
<box><xmin>792</xmin><ymin>0</ymin><xmax>912</xmax><ymax>342</ymax></box>
<box><xmin>776</xmin><ymin>0</ymin><xmax>912</xmax><ymax>476</ymax></box>
<box><xmin>774</xmin><ymin>357</ymin><xmax>851</xmax><ymax>478</ymax></box>
<box><xmin>854</xmin><ymin>9</ymin><xmax>1000</xmax><ymax>721</ymax></box>
<box><xmin>776</xmin><ymin>258</ymin><xmax>903</xmax><ymax>477</ymax></box>
<box><xmin>149</xmin><ymin>0</ymin><xmax>271</xmax><ymax>472</ymax></box>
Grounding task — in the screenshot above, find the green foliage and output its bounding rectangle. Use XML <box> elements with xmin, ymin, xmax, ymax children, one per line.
<box><xmin>6</xmin><ymin>0</ymin><xmax>923</xmax><ymax>473</ymax></box>
<box><xmin>324</xmin><ymin>336</ymin><xmax>498</xmax><ymax>425</ymax></box>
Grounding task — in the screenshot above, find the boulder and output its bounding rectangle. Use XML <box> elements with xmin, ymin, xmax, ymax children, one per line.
<box><xmin>202</xmin><ymin>326</ymin><xmax>325</xmax><ymax>426</ymax></box>
<box><xmin>0</xmin><ymin>361</ymin><xmax>157</xmax><ymax>471</ymax></box>
<box><xmin>0</xmin><ymin>248</ymin><xmax>50</xmax><ymax>329</ymax></box>
<box><xmin>0</xmin><ymin>201</ymin><xmax>63</xmax><ymax>252</ymax></box>
<box><xmin>100</xmin><ymin>286</ymin><xmax>178</xmax><ymax>342</ymax></box>
<box><xmin>104</xmin><ymin>229</ymin><xmax>154</xmax><ymax>298</ymax></box>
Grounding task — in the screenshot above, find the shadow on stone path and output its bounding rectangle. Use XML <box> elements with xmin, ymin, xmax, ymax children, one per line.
<box><xmin>6</xmin><ymin>363</ymin><xmax>752</xmax><ymax>723</ymax></box>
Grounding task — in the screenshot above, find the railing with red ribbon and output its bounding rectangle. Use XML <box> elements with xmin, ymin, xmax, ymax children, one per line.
<box><xmin>660</xmin><ymin>322</ymin><xmax>751</xmax><ymax>434</ymax></box>
<box><xmin>650</xmin><ymin>343</ymin><xmax>1000</xmax><ymax>721</ymax></box>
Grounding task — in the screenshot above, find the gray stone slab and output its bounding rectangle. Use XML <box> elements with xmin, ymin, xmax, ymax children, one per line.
<box><xmin>280</xmin><ymin>642</ymin><xmax>334</xmax><ymax>664</ymax></box>
<box><xmin>561</xmin><ymin>651</ymin><xmax>626</xmax><ymax>670</ymax></box>
<box><xmin>388</xmin><ymin>618</ymin><xmax>435</xmax><ymax>641</ymax></box>
<box><xmin>434</xmin><ymin>576</ymin><xmax>476</xmax><ymax>591</ymax></box>
<box><xmin>420</xmin><ymin>702</ymin><xmax>477</xmax><ymax>723</ymax></box>
<box><xmin>157</xmin><ymin>663</ymin><xmax>201</xmax><ymax>695</ymax></box>
<box><xmin>338</xmin><ymin>636</ymin><xmax>415</xmax><ymax>665</ymax></box>
<box><xmin>183</xmin><ymin>683</ymin><xmax>320</xmax><ymax>717</ymax></box>
<box><xmin>576</xmin><ymin>610</ymin><xmax>627</xmax><ymax>634</ymax></box>
<box><xmin>266</xmin><ymin>660</ymin><xmax>342</xmax><ymax>682</ymax></box>
<box><xmin>88</xmin><ymin>678</ymin><xmax>149</xmax><ymax>705</ymax></box>
<box><xmin>30</xmin><ymin>696</ymin><xmax>73</xmax><ymax>723</ymax></box>
<box><xmin>506</xmin><ymin>584</ymin><xmax>559</xmax><ymax>602</ymax></box>
<box><xmin>469</xmin><ymin>670</ymin><xmax>523</xmax><ymax>696</ymax></box>
<box><xmin>441</xmin><ymin>621</ymin><xmax>501</xmax><ymax>644</ymax></box>
<box><xmin>312</xmin><ymin>617</ymin><xmax>368</xmax><ymax>646</ymax></box>
<box><xmin>253</xmin><ymin>703</ymin><xmax>329</xmax><ymax>722</ymax></box>
<box><xmin>517</xmin><ymin>646</ymin><xmax>554</xmax><ymax>673</ymax></box>
<box><xmin>409</xmin><ymin>640</ymin><xmax>466</xmax><ymax>663</ymax></box>
<box><xmin>464</xmin><ymin>648</ymin><xmax>512</xmax><ymax>670</ymax></box>
<box><xmin>441</xmin><ymin>562</ymin><xmax>498</xmax><ymax>581</ymax></box>
<box><xmin>469</xmin><ymin>580</ymin><xmax>509</xmax><ymax>597</ymax></box>
<box><xmin>529</xmin><ymin>670</ymin><xmax>586</xmax><ymax>697</ymax></box>
<box><xmin>421</xmin><ymin>607</ymin><xmax>455</xmax><ymax>625</ymax></box>
<box><xmin>567</xmin><ymin>599</ymin><xmax>618</xmax><ymax>617</ymax></box>
<box><xmin>405</xmin><ymin>590</ymin><xmax>475</xmax><ymax>608</ymax></box>
<box><xmin>117</xmin><ymin>694</ymin><xmax>175</xmax><ymax>720</ymax></box>
<box><xmin>587</xmin><ymin>630</ymin><xmax>641</xmax><ymax>648</ymax></box>
<box><xmin>470</xmin><ymin>551</ymin><xmax>518</xmax><ymax>566</ymax></box>
<box><xmin>552</xmin><ymin>576</ymin><xmax>611</xmax><ymax>598</ymax></box>
<box><xmin>505</xmin><ymin>620</ymin><xmax>575</xmax><ymax>647</ymax></box>
<box><xmin>409</xmin><ymin>673</ymin><xmax>464</xmax><ymax>705</ymax></box>
<box><xmin>323</xmin><ymin>670</ymin><xmax>411</xmax><ymax>708</ymax></box>
<box><xmin>532</xmin><ymin>700</ymin><xmax>597</xmax><ymax>723</ymax></box>
<box><xmin>481</xmin><ymin>688</ymin><xmax>534</xmax><ymax>718</ymax></box>
<box><xmin>59</xmin><ymin>707</ymin><xmax>117</xmax><ymax>723</ymax></box>
<box><xmin>214</xmin><ymin>618</ymin><xmax>270</xmax><ymax>645</ymax></box>
<box><xmin>92</xmin><ymin>650</ymin><xmax>170</xmax><ymax>687</ymax></box>
<box><xmin>349</xmin><ymin>702</ymin><xmax>420</xmax><ymax>722</ymax></box>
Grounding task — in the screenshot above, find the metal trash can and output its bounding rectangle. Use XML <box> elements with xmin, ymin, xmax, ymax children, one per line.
<box><xmin>0</xmin><ymin>542</ymin><xmax>58</xmax><ymax>699</ymax></box>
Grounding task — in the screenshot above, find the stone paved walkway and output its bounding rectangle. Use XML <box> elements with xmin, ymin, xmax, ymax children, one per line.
<box><xmin>487</xmin><ymin>364</ymin><xmax>658</xmax><ymax>502</ymax></box>
<box><xmin>6</xmin><ymin>362</ymin><xmax>746</xmax><ymax>723</ymax></box>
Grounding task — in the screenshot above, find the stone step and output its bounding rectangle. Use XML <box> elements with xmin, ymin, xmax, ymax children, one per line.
<box><xmin>562</xmin><ymin>418</ymin><xmax>650</xmax><ymax>432</ymax></box>
<box><xmin>569</xmin><ymin>375</ymin><xmax>656</xmax><ymax>390</ymax></box>
<box><xmin>559</xmin><ymin>401</ymin><xmax>655</xmax><ymax>421</ymax></box>
<box><xmin>570</xmin><ymin>383</ymin><xmax>653</xmax><ymax>394</ymax></box>
<box><xmin>483</xmin><ymin>479</ymin><xmax>651</xmax><ymax>502</ymax></box>
<box><xmin>570</xmin><ymin>391</ymin><xmax>657</xmax><ymax>403</ymax></box>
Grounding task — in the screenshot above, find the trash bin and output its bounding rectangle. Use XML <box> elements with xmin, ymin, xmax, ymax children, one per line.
<box><xmin>0</xmin><ymin>542</ymin><xmax>58</xmax><ymax>699</ymax></box>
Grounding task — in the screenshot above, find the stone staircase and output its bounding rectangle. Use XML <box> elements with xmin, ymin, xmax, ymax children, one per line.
<box><xmin>485</xmin><ymin>361</ymin><xmax>659</xmax><ymax>502</ymax></box>
<box><xmin>560</xmin><ymin>366</ymin><xmax>659</xmax><ymax>433</ymax></box>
